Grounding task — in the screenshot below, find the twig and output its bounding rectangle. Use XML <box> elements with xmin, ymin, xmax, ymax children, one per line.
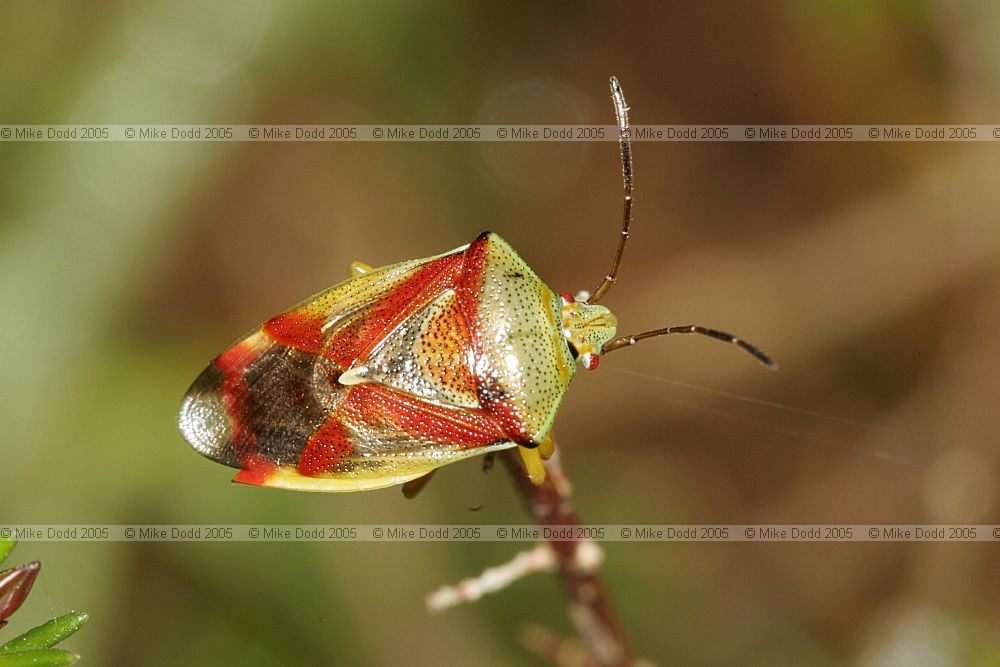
<box><xmin>500</xmin><ymin>448</ymin><xmax>634</xmax><ymax>667</ymax></box>
<box><xmin>519</xmin><ymin>624</ymin><xmax>600</xmax><ymax>667</ymax></box>
<box><xmin>425</xmin><ymin>447</ymin><xmax>637</xmax><ymax>666</ymax></box>
<box><xmin>426</xmin><ymin>543</ymin><xmax>556</xmax><ymax>612</ymax></box>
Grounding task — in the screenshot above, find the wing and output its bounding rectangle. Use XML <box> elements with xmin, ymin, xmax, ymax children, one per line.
<box><xmin>178</xmin><ymin>247</ymin><xmax>517</xmax><ymax>492</ymax></box>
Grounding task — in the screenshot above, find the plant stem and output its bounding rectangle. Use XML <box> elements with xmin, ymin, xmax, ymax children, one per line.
<box><xmin>500</xmin><ymin>449</ymin><xmax>633</xmax><ymax>667</ymax></box>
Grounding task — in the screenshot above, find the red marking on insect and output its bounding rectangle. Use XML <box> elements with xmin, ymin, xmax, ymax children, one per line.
<box><xmin>213</xmin><ymin>341</ymin><xmax>262</xmax><ymax>463</ymax></box>
<box><xmin>297</xmin><ymin>418</ymin><xmax>353</xmax><ymax>476</ymax></box>
<box><xmin>232</xmin><ymin>454</ymin><xmax>278</xmax><ymax>486</ymax></box>
<box><xmin>177</xmin><ymin>77</ymin><xmax>776</xmax><ymax>494</ymax></box>
<box><xmin>263</xmin><ymin>312</ymin><xmax>327</xmax><ymax>355</ymax></box>
<box><xmin>343</xmin><ymin>384</ymin><xmax>507</xmax><ymax>450</ymax></box>
<box><xmin>325</xmin><ymin>254</ymin><xmax>466</xmax><ymax>367</ymax></box>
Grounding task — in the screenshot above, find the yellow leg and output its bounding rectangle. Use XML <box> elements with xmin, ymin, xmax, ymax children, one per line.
<box><xmin>518</xmin><ymin>445</ymin><xmax>547</xmax><ymax>485</ymax></box>
<box><xmin>349</xmin><ymin>260</ymin><xmax>374</xmax><ymax>277</ymax></box>
<box><xmin>538</xmin><ymin>434</ymin><xmax>555</xmax><ymax>460</ymax></box>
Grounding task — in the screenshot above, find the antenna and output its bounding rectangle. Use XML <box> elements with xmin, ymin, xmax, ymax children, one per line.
<box><xmin>589</xmin><ymin>77</ymin><xmax>777</xmax><ymax>370</ymax></box>
<box><xmin>587</xmin><ymin>76</ymin><xmax>632</xmax><ymax>304</ymax></box>
<box><xmin>602</xmin><ymin>325</ymin><xmax>778</xmax><ymax>369</ymax></box>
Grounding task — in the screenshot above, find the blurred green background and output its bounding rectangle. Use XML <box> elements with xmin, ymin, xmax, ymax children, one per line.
<box><xmin>3</xmin><ymin>1</ymin><xmax>1000</xmax><ymax>665</ymax></box>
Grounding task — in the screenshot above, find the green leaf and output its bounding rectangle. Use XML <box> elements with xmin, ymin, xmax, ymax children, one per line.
<box><xmin>0</xmin><ymin>649</ymin><xmax>79</xmax><ymax>667</ymax></box>
<box><xmin>0</xmin><ymin>540</ymin><xmax>13</xmax><ymax>567</ymax></box>
<box><xmin>0</xmin><ymin>613</ymin><xmax>88</xmax><ymax>655</ymax></box>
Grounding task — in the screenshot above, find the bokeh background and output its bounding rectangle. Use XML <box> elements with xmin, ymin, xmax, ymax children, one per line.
<box><xmin>3</xmin><ymin>1</ymin><xmax>1000</xmax><ymax>665</ymax></box>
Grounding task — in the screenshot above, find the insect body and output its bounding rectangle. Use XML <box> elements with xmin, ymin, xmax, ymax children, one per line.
<box><xmin>180</xmin><ymin>232</ymin><xmax>612</xmax><ymax>491</ymax></box>
<box><xmin>178</xmin><ymin>78</ymin><xmax>774</xmax><ymax>493</ymax></box>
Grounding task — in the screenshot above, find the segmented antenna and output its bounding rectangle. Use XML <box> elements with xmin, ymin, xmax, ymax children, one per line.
<box><xmin>587</xmin><ymin>76</ymin><xmax>633</xmax><ymax>305</ymax></box>
<box><xmin>589</xmin><ymin>77</ymin><xmax>777</xmax><ymax>370</ymax></box>
<box><xmin>602</xmin><ymin>325</ymin><xmax>778</xmax><ymax>369</ymax></box>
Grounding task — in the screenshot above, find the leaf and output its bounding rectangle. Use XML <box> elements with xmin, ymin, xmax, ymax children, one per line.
<box><xmin>0</xmin><ymin>613</ymin><xmax>89</xmax><ymax>655</ymax></box>
<box><xmin>0</xmin><ymin>540</ymin><xmax>13</xmax><ymax>568</ymax></box>
<box><xmin>0</xmin><ymin>649</ymin><xmax>79</xmax><ymax>667</ymax></box>
<box><xmin>0</xmin><ymin>563</ymin><xmax>40</xmax><ymax>625</ymax></box>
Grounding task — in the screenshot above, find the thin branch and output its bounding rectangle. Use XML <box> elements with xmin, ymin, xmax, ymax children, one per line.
<box><xmin>500</xmin><ymin>449</ymin><xmax>635</xmax><ymax>667</ymax></box>
<box><xmin>426</xmin><ymin>543</ymin><xmax>556</xmax><ymax>612</ymax></box>
<box><xmin>425</xmin><ymin>447</ymin><xmax>638</xmax><ymax>665</ymax></box>
<box><xmin>519</xmin><ymin>624</ymin><xmax>600</xmax><ymax>667</ymax></box>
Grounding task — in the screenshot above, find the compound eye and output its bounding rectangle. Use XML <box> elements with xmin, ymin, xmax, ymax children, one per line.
<box><xmin>580</xmin><ymin>352</ymin><xmax>600</xmax><ymax>370</ymax></box>
<box><xmin>559</xmin><ymin>292</ymin><xmax>575</xmax><ymax>305</ymax></box>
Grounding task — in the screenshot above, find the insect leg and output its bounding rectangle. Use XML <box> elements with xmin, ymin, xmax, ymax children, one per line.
<box><xmin>517</xmin><ymin>445</ymin><xmax>547</xmax><ymax>485</ymax></box>
<box><xmin>349</xmin><ymin>260</ymin><xmax>374</xmax><ymax>277</ymax></box>
<box><xmin>401</xmin><ymin>469</ymin><xmax>438</xmax><ymax>499</ymax></box>
<box><xmin>537</xmin><ymin>434</ymin><xmax>555</xmax><ymax>461</ymax></box>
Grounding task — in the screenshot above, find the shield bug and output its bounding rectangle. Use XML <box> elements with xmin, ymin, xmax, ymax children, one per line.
<box><xmin>178</xmin><ymin>77</ymin><xmax>775</xmax><ymax>493</ymax></box>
